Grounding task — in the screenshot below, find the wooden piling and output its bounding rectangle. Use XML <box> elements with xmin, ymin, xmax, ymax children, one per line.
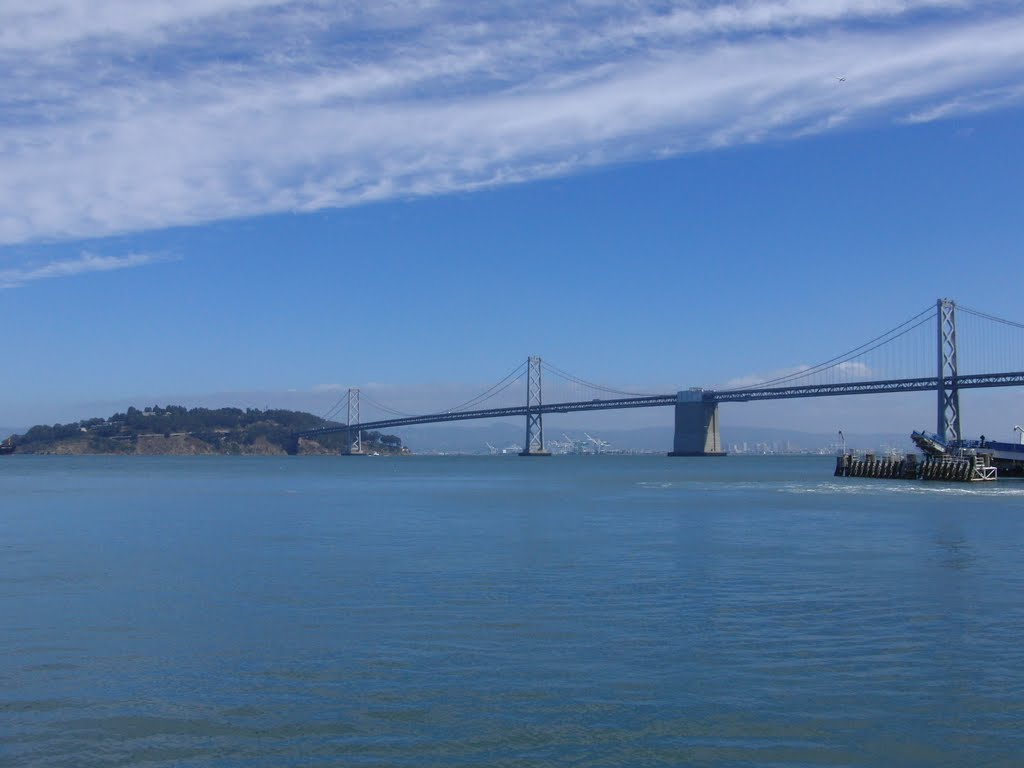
<box><xmin>838</xmin><ymin>449</ymin><xmax>993</xmax><ymax>482</ymax></box>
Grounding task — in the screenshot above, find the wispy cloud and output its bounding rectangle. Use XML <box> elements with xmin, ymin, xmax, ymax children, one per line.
<box><xmin>1</xmin><ymin>1</ymin><xmax>1022</xmax><ymax>244</ymax></box>
<box><xmin>723</xmin><ymin>360</ymin><xmax>875</xmax><ymax>389</ymax></box>
<box><xmin>902</xmin><ymin>83</ymin><xmax>1024</xmax><ymax>123</ymax></box>
<box><xmin>723</xmin><ymin>366</ymin><xmax>812</xmax><ymax>390</ymax></box>
<box><xmin>0</xmin><ymin>252</ymin><xmax>175</xmax><ymax>288</ymax></box>
<box><xmin>836</xmin><ymin>361</ymin><xmax>874</xmax><ymax>378</ymax></box>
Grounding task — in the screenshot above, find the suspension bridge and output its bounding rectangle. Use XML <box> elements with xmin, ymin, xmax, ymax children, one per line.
<box><xmin>296</xmin><ymin>299</ymin><xmax>1024</xmax><ymax>456</ymax></box>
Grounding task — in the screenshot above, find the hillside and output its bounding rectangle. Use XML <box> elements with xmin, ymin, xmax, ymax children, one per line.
<box><xmin>3</xmin><ymin>405</ymin><xmax>406</xmax><ymax>456</ymax></box>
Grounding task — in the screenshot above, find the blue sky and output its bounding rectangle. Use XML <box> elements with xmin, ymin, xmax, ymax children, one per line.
<box><xmin>2</xmin><ymin>1</ymin><xmax>1024</xmax><ymax>437</ymax></box>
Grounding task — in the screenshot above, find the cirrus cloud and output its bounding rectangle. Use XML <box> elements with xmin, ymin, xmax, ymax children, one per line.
<box><xmin>1</xmin><ymin>1</ymin><xmax>1023</xmax><ymax>246</ymax></box>
<box><xmin>0</xmin><ymin>251</ymin><xmax>177</xmax><ymax>289</ymax></box>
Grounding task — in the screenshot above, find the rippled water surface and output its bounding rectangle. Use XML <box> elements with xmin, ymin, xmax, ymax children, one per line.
<box><xmin>3</xmin><ymin>455</ymin><xmax>1024</xmax><ymax>766</ymax></box>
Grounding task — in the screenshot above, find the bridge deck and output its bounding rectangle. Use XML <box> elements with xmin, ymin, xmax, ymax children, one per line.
<box><xmin>296</xmin><ymin>371</ymin><xmax>1024</xmax><ymax>438</ymax></box>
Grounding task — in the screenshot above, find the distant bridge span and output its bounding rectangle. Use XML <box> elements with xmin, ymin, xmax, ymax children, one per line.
<box><xmin>297</xmin><ymin>368</ymin><xmax>1024</xmax><ymax>454</ymax></box>
<box><xmin>296</xmin><ymin>301</ymin><xmax>1024</xmax><ymax>455</ymax></box>
<box><xmin>713</xmin><ymin>372</ymin><xmax>1024</xmax><ymax>402</ymax></box>
<box><xmin>298</xmin><ymin>394</ymin><xmax>678</xmax><ymax>437</ymax></box>
<box><xmin>300</xmin><ymin>372</ymin><xmax>1024</xmax><ymax>436</ymax></box>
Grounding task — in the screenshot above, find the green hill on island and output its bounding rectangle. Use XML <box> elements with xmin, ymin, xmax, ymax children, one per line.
<box><xmin>3</xmin><ymin>405</ymin><xmax>406</xmax><ymax>456</ymax></box>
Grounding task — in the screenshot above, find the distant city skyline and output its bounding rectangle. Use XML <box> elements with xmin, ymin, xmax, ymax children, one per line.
<box><xmin>2</xmin><ymin>2</ymin><xmax>1023</xmax><ymax>434</ymax></box>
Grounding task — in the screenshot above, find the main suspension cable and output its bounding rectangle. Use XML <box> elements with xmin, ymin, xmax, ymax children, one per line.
<box><xmin>443</xmin><ymin>361</ymin><xmax>528</xmax><ymax>413</ymax></box>
<box><xmin>542</xmin><ymin>361</ymin><xmax>652</xmax><ymax>397</ymax></box>
<box><xmin>723</xmin><ymin>304</ymin><xmax>936</xmax><ymax>390</ymax></box>
<box><xmin>360</xmin><ymin>393</ymin><xmax>415</xmax><ymax>418</ymax></box>
<box><xmin>320</xmin><ymin>391</ymin><xmax>349</xmax><ymax>423</ymax></box>
<box><xmin>959</xmin><ymin>305</ymin><xmax>1024</xmax><ymax>330</ymax></box>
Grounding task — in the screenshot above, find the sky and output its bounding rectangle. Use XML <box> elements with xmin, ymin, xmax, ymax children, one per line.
<box><xmin>2</xmin><ymin>1</ymin><xmax>1024</xmax><ymax>440</ymax></box>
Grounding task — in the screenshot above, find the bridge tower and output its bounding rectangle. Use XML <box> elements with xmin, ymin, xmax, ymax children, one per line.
<box><xmin>519</xmin><ymin>356</ymin><xmax>550</xmax><ymax>456</ymax></box>
<box><xmin>668</xmin><ymin>389</ymin><xmax>726</xmax><ymax>457</ymax></box>
<box><xmin>936</xmin><ymin>298</ymin><xmax>961</xmax><ymax>443</ymax></box>
<box><xmin>344</xmin><ymin>387</ymin><xmax>364</xmax><ymax>455</ymax></box>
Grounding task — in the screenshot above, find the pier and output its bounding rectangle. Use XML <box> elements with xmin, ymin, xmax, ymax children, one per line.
<box><xmin>835</xmin><ymin>452</ymin><xmax>996</xmax><ymax>482</ymax></box>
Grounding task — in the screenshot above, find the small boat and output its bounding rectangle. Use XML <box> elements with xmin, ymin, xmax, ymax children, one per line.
<box><xmin>0</xmin><ymin>438</ymin><xmax>14</xmax><ymax>455</ymax></box>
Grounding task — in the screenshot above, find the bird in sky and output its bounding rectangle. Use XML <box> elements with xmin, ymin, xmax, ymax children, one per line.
<box><xmin>836</xmin><ymin>76</ymin><xmax>847</xmax><ymax>82</ymax></box>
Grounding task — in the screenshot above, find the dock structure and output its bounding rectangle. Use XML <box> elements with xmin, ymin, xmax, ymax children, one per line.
<box><xmin>835</xmin><ymin>452</ymin><xmax>996</xmax><ymax>482</ymax></box>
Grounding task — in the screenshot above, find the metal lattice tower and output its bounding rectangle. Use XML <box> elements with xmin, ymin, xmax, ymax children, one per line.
<box><xmin>520</xmin><ymin>356</ymin><xmax>550</xmax><ymax>456</ymax></box>
<box><xmin>937</xmin><ymin>298</ymin><xmax>961</xmax><ymax>442</ymax></box>
<box><xmin>346</xmin><ymin>387</ymin><xmax>362</xmax><ymax>454</ymax></box>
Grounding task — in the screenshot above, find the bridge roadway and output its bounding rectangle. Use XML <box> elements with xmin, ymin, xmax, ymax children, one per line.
<box><xmin>298</xmin><ymin>394</ymin><xmax>677</xmax><ymax>437</ymax></box>
<box><xmin>296</xmin><ymin>370</ymin><xmax>1024</xmax><ymax>439</ymax></box>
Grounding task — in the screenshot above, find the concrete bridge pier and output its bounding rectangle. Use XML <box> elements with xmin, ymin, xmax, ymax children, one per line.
<box><xmin>668</xmin><ymin>390</ymin><xmax>726</xmax><ymax>457</ymax></box>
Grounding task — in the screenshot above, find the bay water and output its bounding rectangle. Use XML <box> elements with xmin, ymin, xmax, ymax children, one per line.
<box><xmin>2</xmin><ymin>455</ymin><xmax>1023</xmax><ymax>766</ymax></box>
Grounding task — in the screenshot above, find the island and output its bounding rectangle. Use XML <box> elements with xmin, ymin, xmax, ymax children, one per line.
<box><xmin>2</xmin><ymin>405</ymin><xmax>407</xmax><ymax>456</ymax></box>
